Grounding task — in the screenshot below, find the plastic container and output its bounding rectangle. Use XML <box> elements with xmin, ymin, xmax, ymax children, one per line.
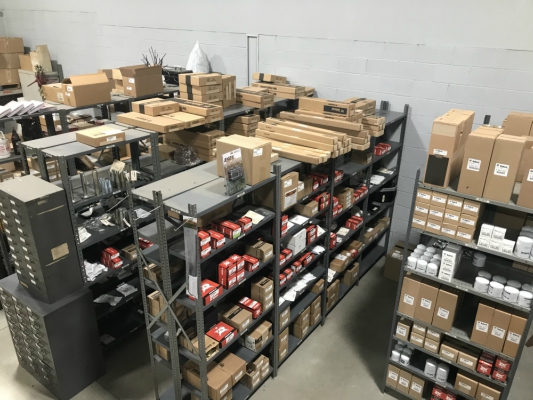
<box><xmin>436</xmin><ymin>363</ymin><xmax>450</xmax><ymax>383</ymax></box>
<box><xmin>478</xmin><ymin>270</ymin><xmax>492</xmax><ymax>280</ymax></box>
<box><xmin>407</xmin><ymin>257</ymin><xmax>418</xmax><ymax>269</ymax></box>
<box><xmin>515</xmin><ymin>236</ymin><xmax>533</xmax><ymax>259</ymax></box>
<box><xmin>416</xmin><ymin>259</ymin><xmax>428</xmax><ymax>273</ymax></box>
<box><xmin>493</xmin><ymin>276</ymin><xmax>507</xmax><ymax>285</ymax></box>
<box><xmin>391</xmin><ymin>350</ymin><xmax>401</xmax><ymax>362</ymax></box>
<box><xmin>424</xmin><ymin>359</ymin><xmax>438</xmax><ymax>378</ymax></box>
<box><xmin>503</xmin><ymin>286</ymin><xmax>520</xmax><ymax>303</ymax></box>
<box><xmin>474</xmin><ymin>277</ymin><xmax>490</xmax><ymax>293</ymax></box>
<box><xmin>426</xmin><ymin>247</ymin><xmax>436</xmax><ymax>255</ymax></box>
<box><xmin>507</xmin><ymin>280</ymin><xmax>522</xmax><ymax>290</ymax></box>
<box><xmin>400</xmin><ymin>354</ymin><xmax>410</xmax><ymax>366</ymax></box>
<box><xmin>410</xmin><ymin>252</ymin><xmax>421</xmax><ymax>259</ymax></box>
<box><xmin>427</xmin><ymin>263</ymin><xmax>439</xmax><ymax>277</ymax></box>
<box><xmin>416</xmin><ymin>244</ymin><xmax>427</xmax><ymax>252</ymax></box>
<box><xmin>473</xmin><ymin>252</ymin><xmax>487</xmax><ymax>268</ymax></box>
<box><xmin>488</xmin><ymin>281</ymin><xmax>504</xmax><ymax>298</ymax></box>
<box><xmin>518</xmin><ymin>291</ymin><xmax>533</xmax><ymax>308</ymax></box>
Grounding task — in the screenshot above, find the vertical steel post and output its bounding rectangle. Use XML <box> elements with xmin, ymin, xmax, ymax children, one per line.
<box><xmin>321</xmin><ymin>158</ymin><xmax>336</xmax><ymax>323</ymax></box>
<box><xmin>272</xmin><ymin>164</ymin><xmax>282</xmax><ymax>376</ymax></box>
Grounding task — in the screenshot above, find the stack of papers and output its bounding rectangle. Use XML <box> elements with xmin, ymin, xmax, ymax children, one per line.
<box><xmin>0</xmin><ymin>100</ymin><xmax>56</xmax><ymax>118</ymax></box>
<box><xmin>282</xmin><ymin>271</ymin><xmax>319</xmax><ymax>302</ymax></box>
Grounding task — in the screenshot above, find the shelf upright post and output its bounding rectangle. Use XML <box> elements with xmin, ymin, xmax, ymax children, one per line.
<box><xmin>19</xmin><ymin>145</ymin><xmax>29</xmax><ymax>175</ymax></box>
<box><xmin>56</xmin><ymin>155</ymin><xmax>88</xmax><ymax>284</ymax></box>
<box><xmin>36</xmin><ymin>149</ymin><xmax>50</xmax><ymax>182</ymax></box>
<box><xmin>44</xmin><ymin>114</ymin><xmax>57</xmax><ymax>138</ymax></box>
<box><xmin>382</xmin><ymin>104</ymin><xmax>409</xmax><ymax>252</ymax></box>
<box><xmin>125</xmin><ymin>179</ymin><xmax>160</xmax><ymax>400</ymax></box>
<box><xmin>58</xmin><ymin>109</ymin><xmax>69</xmax><ymax>133</ymax></box>
<box><xmin>0</xmin><ymin>231</ymin><xmax>12</xmax><ymax>275</ymax></box>
<box><xmin>321</xmin><ymin>157</ymin><xmax>337</xmax><ymax>324</ymax></box>
<box><xmin>272</xmin><ymin>164</ymin><xmax>282</xmax><ymax>377</ymax></box>
<box><xmin>154</xmin><ymin>190</ymin><xmax>183</xmax><ymax>400</ymax></box>
<box><xmin>149</xmin><ymin>131</ymin><xmax>161</xmax><ymax>180</ymax></box>
<box><xmin>380</xmin><ymin>169</ymin><xmax>420</xmax><ymax>393</ymax></box>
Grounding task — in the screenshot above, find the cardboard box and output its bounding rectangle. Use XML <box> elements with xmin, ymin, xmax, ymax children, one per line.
<box><xmin>410</xmin><ymin>332</ymin><xmax>424</xmax><ymax>347</ymax></box>
<box><xmin>182</xmin><ymin>361</ymin><xmax>232</xmax><ymax>400</ymax></box>
<box><xmin>278</xmin><ymin>341</ymin><xmax>289</xmax><ymax>362</ymax></box>
<box><xmin>397</xmin><ymin>369</ymin><xmax>412</xmax><ymax>395</ymax></box>
<box><xmin>414</xmin><ymin>279</ymin><xmax>441</xmax><ymax>324</ymax></box>
<box><xmin>516</xmin><ymin>137</ymin><xmax>533</xmax><ymax>182</ymax></box>
<box><xmin>398</xmin><ymin>274</ymin><xmax>423</xmax><ymax>317</ymax></box>
<box><xmin>446</xmin><ymin>195</ymin><xmax>464</xmax><ymax>212</ymax></box>
<box><xmin>432</xmin><ymin>287</ymin><xmax>459</xmax><ymax>332</ymax></box>
<box><xmin>424</xmin><ymin>337</ymin><xmax>439</xmax><ymax>354</ymax></box>
<box><xmin>396</xmin><ymin>319</ymin><xmax>412</xmax><ymax>341</ymax></box>
<box><xmin>0</xmin><ymin>68</ymin><xmax>19</xmax><ymax>85</ymax></box>
<box><xmin>117</xmin><ymin>111</ymin><xmax>184</xmax><ymax>133</ymax></box>
<box><xmin>343</xmin><ymin>263</ymin><xmax>360</xmax><ymax>286</ymax></box>
<box><xmin>219</xmin><ymin>305</ymin><xmax>253</xmax><ymax>333</ymax></box>
<box><xmin>429</xmin><ymin>205</ymin><xmax>445</xmax><ymax>221</ymax></box>
<box><xmin>409</xmin><ymin>375</ymin><xmax>425</xmax><ymax>400</ymax></box>
<box><xmin>279</xmin><ymin>307</ymin><xmax>290</xmax><ymax>329</ymax></box>
<box><xmin>132</xmin><ymin>98</ymin><xmax>181</xmax><ymax>116</ymax></box>
<box><xmin>251</xmin><ymin>82</ymin><xmax>305</xmax><ymax>98</ymax></box>
<box><xmin>455</xmin><ymin>373</ymin><xmax>478</xmax><ymax>397</ymax></box>
<box><xmin>253</xmin><ymin>171</ymin><xmax>298</xmax><ymax>211</ymax></box>
<box><xmin>411</xmin><ymin>215</ymin><xmax>427</xmax><ymax>230</ymax></box>
<box><xmin>216</xmin><ymin>135</ymin><xmax>272</xmax><ymax>185</ymax></box>
<box><xmin>414</xmin><ymin>201</ymin><xmax>430</xmax><ymax>218</ymax></box>
<box><xmin>180</xmin><ymin>91</ymin><xmax>223</xmax><ymax>103</ymax></box>
<box><xmin>118</xmin><ymin>64</ymin><xmax>163</xmax><ymax>97</ymax></box>
<box><xmin>292</xmin><ymin>322</ymin><xmax>310</xmax><ymax>339</ymax></box>
<box><xmin>471</xmin><ymin>303</ymin><xmax>495</xmax><ymax>346</ymax></box>
<box><xmin>517</xmin><ymin>147</ymin><xmax>533</xmax><ymax>208</ymax></box>
<box><xmin>0</xmin><ymin>37</ymin><xmax>24</xmax><ymax>54</ymax></box>
<box><xmin>75</xmin><ymin>126</ymin><xmax>126</xmax><ymax>147</ymax></box>
<box><xmin>299</xmin><ymin>97</ymin><xmax>357</xmax><ymax>117</ymax></box>
<box><xmin>425</xmin><ymin>218</ymin><xmax>442</xmax><ymax>236</ymax></box>
<box><xmin>476</xmin><ymin>383</ymin><xmax>501</xmax><ymax>400</ymax></box>
<box><xmin>386</xmin><ymin>364</ymin><xmax>400</xmax><ymax>388</ymax></box>
<box><xmin>416</xmin><ymin>188</ymin><xmax>432</xmax><ymax>204</ymax></box>
<box><xmin>252</xmin><ymin>72</ymin><xmax>286</xmax><ymax>84</ymax></box>
<box><xmin>0</xmin><ymin>53</ymin><xmax>21</xmax><ymax>69</ymax></box>
<box><xmin>279</xmin><ymin>327</ymin><xmax>289</xmax><ymax>348</ymax></box>
<box><xmin>294</xmin><ymin>201</ymin><xmax>319</xmax><ymax>218</ymax></box>
<box><xmin>503</xmin><ymin>111</ymin><xmax>533</xmax><ymax>136</ymax></box>
<box><xmin>486</xmin><ymin>308</ymin><xmax>512</xmax><ymax>353</ymax></box>
<box><xmin>443</xmin><ymin>209</ymin><xmax>461</xmax><ymax>225</ymax></box>
<box><xmin>62</xmin><ymin>73</ymin><xmax>111</xmax><ymax>107</ymax></box>
<box><xmin>411</xmin><ymin>323</ymin><xmax>425</xmax><ymax>337</ymax></box>
<box><xmin>457</xmin><ymin>127</ymin><xmax>501</xmax><ymax>196</ymax></box>
<box><xmin>246</xmin><ymin>240</ymin><xmax>273</xmax><ymax>262</ymax></box>
<box><xmin>19</xmin><ymin>54</ymin><xmax>33</xmax><ymax>71</ymax></box>
<box><xmin>311</xmin><ymin>279</ymin><xmax>324</xmax><ymax>294</ymax></box>
<box><xmin>179</xmin><ymin>83</ymin><xmax>222</xmax><ymax>96</ymax></box>
<box><xmin>169</xmin><ymin>98</ymin><xmax>223</xmax><ymax>117</ymax></box>
<box><xmin>294</xmin><ymin>306</ymin><xmax>311</xmax><ymax>328</ymax></box>
<box><xmin>217</xmin><ymin>353</ymin><xmax>246</xmax><ymax>386</ymax></box>
<box><xmin>440</xmin><ymin>341</ymin><xmax>460</xmax><ymax>362</ymax></box>
<box><xmin>483</xmin><ymin>135</ymin><xmax>526</xmax><ymax>203</ymax></box>
<box><xmin>164</xmin><ymin>112</ymin><xmax>206</xmax><ymax>128</ymax></box>
<box><xmin>503</xmin><ymin>314</ymin><xmax>527</xmax><ymax>357</ymax></box>
<box><xmin>41</xmin><ymin>83</ymin><xmax>65</xmax><ymax>103</ymax></box>
<box><xmin>179</xmin><ymin>73</ymin><xmax>222</xmax><ymax>86</ymax></box>
<box><xmin>221</xmin><ymin>75</ymin><xmax>236</xmax><ymax>107</ymax></box>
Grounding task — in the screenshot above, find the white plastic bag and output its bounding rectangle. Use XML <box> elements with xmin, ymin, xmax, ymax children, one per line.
<box><xmin>186</xmin><ymin>41</ymin><xmax>210</xmax><ymax>73</ymax></box>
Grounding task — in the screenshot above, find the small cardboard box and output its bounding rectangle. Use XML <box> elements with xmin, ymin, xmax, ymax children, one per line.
<box><xmin>254</xmin><ymin>171</ymin><xmax>298</xmax><ymax>211</ymax></box>
<box><xmin>462</xmin><ymin>199</ymin><xmax>482</xmax><ymax>217</ymax></box>
<box><xmin>120</xmin><ymin>65</ymin><xmax>163</xmax><ymax>97</ymax></box>
<box><xmin>292</xmin><ymin>322</ymin><xmax>310</xmax><ymax>339</ymax></box>
<box><xmin>476</xmin><ymin>383</ymin><xmax>501</xmax><ymax>400</ymax></box>
<box><xmin>164</xmin><ymin>112</ymin><xmax>206</xmax><ymax>128</ymax></box>
<box><xmin>42</xmin><ymin>83</ymin><xmax>65</xmax><ymax>103</ymax></box>
<box><xmin>179</xmin><ymin>72</ymin><xmax>222</xmax><ymax>86</ymax></box>
<box><xmin>443</xmin><ymin>209</ymin><xmax>461</xmax><ymax>225</ymax></box>
<box><xmin>295</xmin><ymin>201</ymin><xmax>319</xmax><ymax>217</ymax></box>
<box><xmin>503</xmin><ymin>314</ymin><xmax>527</xmax><ymax>358</ymax></box>
<box><xmin>414</xmin><ymin>201</ymin><xmax>430</xmax><ymax>218</ymax></box>
<box><xmin>246</xmin><ymin>240</ymin><xmax>273</xmax><ymax>262</ymax></box>
<box><xmin>299</xmin><ymin>97</ymin><xmax>357</xmax><ymax>117</ymax></box>
<box><xmin>132</xmin><ymin>98</ymin><xmax>181</xmax><ymax>116</ymax></box>
<box><xmin>219</xmin><ymin>305</ymin><xmax>253</xmax><ymax>333</ymax></box>
<box><xmin>182</xmin><ymin>361</ymin><xmax>232</xmax><ymax>400</ymax></box>
<box><xmin>179</xmin><ymin>83</ymin><xmax>222</xmax><ymax>96</ymax></box>
<box><xmin>386</xmin><ymin>364</ymin><xmax>400</xmax><ymax>388</ymax></box>
<box><xmin>343</xmin><ymin>263</ymin><xmax>360</xmax><ymax>286</ymax></box>
<box><xmin>425</xmin><ymin>218</ymin><xmax>442</xmax><ymax>236</ymax></box>
<box><xmin>486</xmin><ymin>308</ymin><xmax>512</xmax><ymax>353</ymax></box>
<box><xmin>397</xmin><ymin>369</ymin><xmax>412</xmax><ymax>395</ymax></box>
<box><xmin>294</xmin><ymin>306</ymin><xmax>311</xmax><ymax>328</ymax></box>
<box><xmin>410</xmin><ymin>332</ymin><xmax>424</xmax><ymax>347</ymax></box>
<box><xmin>483</xmin><ymin>135</ymin><xmax>526</xmax><ymax>203</ymax></box>
<box><xmin>311</xmin><ymin>279</ymin><xmax>324</xmax><ymax>294</ymax></box>
<box><xmin>279</xmin><ymin>307</ymin><xmax>290</xmax><ymax>328</ymax></box>
<box><xmin>217</xmin><ymin>135</ymin><xmax>272</xmax><ymax>186</ymax></box>
<box><xmin>217</xmin><ymin>353</ymin><xmax>246</xmax><ymax>386</ymax></box>
<box><xmin>416</xmin><ymin>188</ymin><xmax>432</xmax><ymax>204</ymax></box>
<box><xmin>440</xmin><ymin>341</ymin><xmax>460</xmax><ymax>362</ymax></box>
<box><xmin>279</xmin><ymin>327</ymin><xmax>289</xmax><ymax>348</ymax></box>
<box><xmin>424</xmin><ymin>337</ymin><xmax>439</xmax><ymax>354</ymax></box>
<box><xmin>278</xmin><ymin>341</ymin><xmax>289</xmax><ymax>362</ymax></box>
<box><xmin>409</xmin><ymin>375</ymin><xmax>425</xmax><ymax>400</ymax></box>
<box><xmin>447</xmin><ymin>195</ymin><xmax>464</xmax><ymax>211</ymax></box>
<box><xmin>471</xmin><ymin>303</ymin><xmax>495</xmax><ymax>346</ymax></box>
<box><xmin>396</xmin><ymin>318</ymin><xmax>412</xmax><ymax>341</ymax></box>
<box><xmin>62</xmin><ymin>73</ymin><xmax>111</xmax><ymax>107</ymax></box>
<box><xmin>503</xmin><ymin>111</ymin><xmax>533</xmax><ymax>136</ymax></box>
<box><xmin>75</xmin><ymin>126</ymin><xmax>126</xmax><ymax>147</ymax></box>
<box><xmin>455</xmin><ymin>373</ymin><xmax>478</xmax><ymax>397</ymax></box>
<box><xmin>252</xmin><ymin>72</ymin><xmax>287</xmax><ymax>84</ymax></box>
<box><xmin>432</xmin><ymin>286</ymin><xmax>459</xmax><ymax>332</ymax></box>
<box><xmin>0</xmin><ymin>37</ymin><xmax>24</xmax><ymax>53</ymax></box>
<box><xmin>429</xmin><ymin>205</ymin><xmax>445</xmax><ymax>221</ymax></box>
<box><xmin>170</xmin><ymin>98</ymin><xmax>223</xmax><ymax>117</ymax></box>
<box><xmin>0</xmin><ymin>53</ymin><xmax>21</xmax><ymax>69</ymax></box>
<box><xmin>411</xmin><ymin>215</ymin><xmax>427</xmax><ymax>230</ymax></box>
<box><xmin>398</xmin><ymin>274</ymin><xmax>423</xmax><ymax>317</ymax></box>
<box><xmin>458</xmin><ymin>348</ymin><xmax>478</xmax><ymax>371</ymax></box>
<box><xmin>117</xmin><ymin>112</ymin><xmax>184</xmax><ymax>133</ymax></box>
<box><xmin>414</xmin><ymin>279</ymin><xmax>440</xmax><ymax>324</ymax></box>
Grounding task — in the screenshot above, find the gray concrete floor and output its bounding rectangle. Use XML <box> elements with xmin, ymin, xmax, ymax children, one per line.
<box><xmin>0</xmin><ymin>260</ymin><xmax>531</xmax><ymax>399</ymax></box>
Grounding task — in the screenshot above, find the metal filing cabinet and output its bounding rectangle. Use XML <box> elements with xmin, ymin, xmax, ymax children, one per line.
<box><xmin>0</xmin><ymin>175</ymin><xmax>83</xmax><ymax>303</ymax></box>
<box><xmin>0</xmin><ymin>274</ymin><xmax>105</xmax><ymax>400</ymax></box>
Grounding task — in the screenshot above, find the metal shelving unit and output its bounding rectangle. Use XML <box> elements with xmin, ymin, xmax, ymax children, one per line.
<box><xmin>382</xmin><ymin>169</ymin><xmax>533</xmax><ymax>400</ymax></box>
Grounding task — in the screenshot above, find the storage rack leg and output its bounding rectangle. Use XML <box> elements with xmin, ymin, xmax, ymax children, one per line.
<box><xmin>272</xmin><ymin>164</ymin><xmax>282</xmax><ymax>376</ymax></box>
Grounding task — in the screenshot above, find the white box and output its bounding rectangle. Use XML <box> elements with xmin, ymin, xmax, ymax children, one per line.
<box><xmin>438</xmin><ymin>269</ymin><xmax>453</xmax><ymax>282</ymax></box>
<box><xmin>501</xmin><ymin>239</ymin><xmax>515</xmax><ymax>255</ymax></box>
<box><xmin>480</xmin><ymin>224</ymin><xmax>494</xmax><ymax>239</ymax></box>
<box><xmin>489</xmin><ymin>239</ymin><xmax>502</xmax><ymax>252</ymax></box>
<box><xmin>285</xmin><ymin>229</ymin><xmax>306</xmax><ymax>254</ymax></box>
<box><xmin>491</xmin><ymin>226</ymin><xmax>506</xmax><ymax>241</ymax></box>
<box><xmin>477</xmin><ymin>237</ymin><xmax>490</xmax><ymax>248</ymax></box>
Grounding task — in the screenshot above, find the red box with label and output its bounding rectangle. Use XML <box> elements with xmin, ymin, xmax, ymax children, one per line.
<box><xmin>281</xmin><ymin>214</ymin><xmax>288</xmax><ymax>228</ymax></box>
<box><xmin>281</xmin><ymin>248</ymin><xmax>292</xmax><ymax>261</ymax></box>
<box><xmin>334</xmin><ymin>170</ymin><xmax>343</xmax><ymax>183</ymax></box>
<box><xmin>292</xmin><ymin>261</ymin><xmax>302</xmax><ymax>274</ymax></box>
<box><xmin>225</xmin><ymin>273</ymin><xmax>238</xmax><ymax>290</ymax></box>
<box><xmin>312</xmin><ymin>179</ymin><xmax>319</xmax><ymax>191</ymax></box>
<box><xmin>238</xmin><ymin>297</ymin><xmax>263</xmax><ymax>318</ymax></box>
<box><xmin>279</xmin><ymin>254</ymin><xmax>286</xmax><ymax>267</ymax></box>
<box><xmin>102</xmin><ymin>247</ymin><xmax>120</xmax><ymax>261</ymax></box>
<box><xmin>188</xmin><ymin>279</ymin><xmax>222</xmax><ymax>305</ymax></box>
<box><xmin>476</xmin><ymin>361</ymin><xmax>491</xmax><ymax>376</ymax></box>
<box><xmin>198</xmin><ymin>230</ymin><xmax>210</xmax><ymax>248</ymax></box>
<box><xmin>220</xmin><ymin>221</ymin><xmax>242</xmax><ymax>239</ymax></box>
<box><xmin>374</xmin><ymin>146</ymin><xmax>386</xmax><ymax>156</ymax></box>
<box><xmin>283</xmin><ymin>268</ymin><xmax>294</xmax><ymax>281</ymax></box>
<box><xmin>330</xmin><ymin>233</ymin><xmax>337</xmax><ymax>249</ymax></box>
<box><xmin>333</xmin><ymin>204</ymin><xmax>343</xmax><ymax>217</ymax></box>
<box><xmin>298</xmin><ymin>252</ymin><xmax>313</xmax><ymax>267</ymax></box>
<box><xmin>270</xmin><ymin>273</ymin><xmax>287</xmax><ymax>287</ymax></box>
<box><xmin>138</xmin><ymin>237</ymin><xmax>154</xmax><ymax>249</ymax></box>
<box><xmin>495</xmin><ymin>357</ymin><xmax>511</xmax><ymax>372</ymax></box>
<box><xmin>242</xmin><ymin>254</ymin><xmax>259</xmax><ymax>272</ymax></box>
<box><xmin>492</xmin><ymin>368</ymin><xmax>507</xmax><ymax>383</ymax></box>
<box><xmin>237</xmin><ymin>216</ymin><xmax>253</xmax><ymax>233</ymax></box>
<box><xmin>309</xmin><ymin>172</ymin><xmax>328</xmax><ymax>186</ymax></box>
<box><xmin>208</xmin><ymin>230</ymin><xmax>225</xmax><ymax>250</ymax></box>
<box><xmin>200</xmin><ymin>246</ymin><xmax>212</xmax><ymax>259</ymax></box>
<box><xmin>443</xmin><ymin>393</ymin><xmax>456</xmax><ymax>400</ymax></box>
<box><xmin>228</xmin><ymin>254</ymin><xmax>244</xmax><ymax>271</ymax></box>
<box><xmin>332</xmin><ymin>196</ymin><xmax>339</xmax><ymax>208</ymax></box>
<box><xmin>306</xmin><ymin>225</ymin><xmax>317</xmax><ymax>244</ymax></box>
<box><xmin>206</xmin><ymin>322</ymin><xmax>237</xmax><ymax>348</ymax></box>
<box><xmin>432</xmin><ymin>386</ymin><xmax>447</xmax><ymax>400</ymax></box>
<box><xmin>218</xmin><ymin>260</ymin><xmax>237</xmax><ymax>288</ymax></box>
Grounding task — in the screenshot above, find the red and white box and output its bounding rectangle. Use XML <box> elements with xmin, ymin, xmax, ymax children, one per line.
<box><xmin>306</xmin><ymin>225</ymin><xmax>317</xmax><ymax>244</ymax></box>
<box><xmin>492</xmin><ymin>368</ymin><xmax>507</xmax><ymax>383</ymax></box>
<box><xmin>188</xmin><ymin>279</ymin><xmax>222</xmax><ymax>305</ymax></box>
<box><xmin>208</xmin><ymin>230</ymin><xmax>225</xmax><ymax>250</ymax></box>
<box><xmin>279</xmin><ymin>254</ymin><xmax>286</xmax><ymax>267</ymax></box>
<box><xmin>219</xmin><ymin>221</ymin><xmax>242</xmax><ymax>239</ymax></box>
<box><xmin>242</xmin><ymin>254</ymin><xmax>259</xmax><ymax>272</ymax></box>
<box><xmin>330</xmin><ymin>233</ymin><xmax>337</xmax><ymax>249</ymax></box>
<box><xmin>432</xmin><ymin>386</ymin><xmax>447</xmax><ymax>400</ymax></box>
<box><xmin>443</xmin><ymin>392</ymin><xmax>456</xmax><ymax>400</ymax></box>
<box><xmin>102</xmin><ymin>247</ymin><xmax>120</xmax><ymax>261</ymax></box>
<box><xmin>226</xmin><ymin>273</ymin><xmax>238</xmax><ymax>290</ymax></box>
<box><xmin>236</xmin><ymin>269</ymin><xmax>245</xmax><ymax>283</ymax></box>
<box><xmin>238</xmin><ymin>297</ymin><xmax>262</xmax><ymax>318</ymax></box>
<box><xmin>292</xmin><ymin>261</ymin><xmax>302</xmax><ymax>274</ymax></box>
<box><xmin>334</xmin><ymin>170</ymin><xmax>343</xmax><ymax>183</ymax></box>
<box><xmin>138</xmin><ymin>237</ymin><xmax>154</xmax><ymax>249</ymax></box>
<box><xmin>476</xmin><ymin>361</ymin><xmax>491</xmax><ymax>376</ymax></box>
<box><xmin>495</xmin><ymin>357</ymin><xmax>511</xmax><ymax>372</ymax></box>
<box><xmin>198</xmin><ymin>230</ymin><xmax>210</xmax><ymax>248</ymax></box>
<box><xmin>283</xmin><ymin>268</ymin><xmax>294</xmax><ymax>281</ymax></box>
<box><xmin>206</xmin><ymin>322</ymin><xmax>237</xmax><ymax>348</ymax></box>
<box><xmin>312</xmin><ymin>179</ymin><xmax>319</xmax><ymax>191</ymax></box>
<box><xmin>228</xmin><ymin>254</ymin><xmax>244</xmax><ymax>271</ymax></box>
<box><xmin>271</xmin><ymin>273</ymin><xmax>287</xmax><ymax>287</ymax></box>
<box><xmin>332</xmin><ymin>204</ymin><xmax>343</xmax><ymax>217</ymax></box>
<box><xmin>237</xmin><ymin>216</ymin><xmax>253</xmax><ymax>233</ymax></box>
<box><xmin>200</xmin><ymin>245</ymin><xmax>212</xmax><ymax>259</ymax></box>
<box><xmin>281</xmin><ymin>248</ymin><xmax>292</xmax><ymax>260</ymax></box>
<box><xmin>218</xmin><ymin>260</ymin><xmax>237</xmax><ymax>288</ymax></box>
<box><xmin>309</xmin><ymin>172</ymin><xmax>328</xmax><ymax>186</ymax></box>
<box><xmin>332</xmin><ymin>196</ymin><xmax>339</xmax><ymax>208</ymax></box>
<box><xmin>299</xmin><ymin>252</ymin><xmax>313</xmax><ymax>267</ymax></box>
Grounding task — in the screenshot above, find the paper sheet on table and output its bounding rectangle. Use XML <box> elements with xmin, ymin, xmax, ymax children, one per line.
<box><xmin>244</xmin><ymin>210</ymin><xmax>265</xmax><ymax>225</ymax></box>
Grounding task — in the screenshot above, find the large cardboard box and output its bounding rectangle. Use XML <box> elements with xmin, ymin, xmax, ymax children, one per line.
<box><xmin>0</xmin><ymin>53</ymin><xmax>21</xmax><ymax>69</ymax></box>
<box><xmin>0</xmin><ymin>37</ymin><xmax>24</xmax><ymax>53</ymax></box>
<box><xmin>471</xmin><ymin>303</ymin><xmax>495</xmax><ymax>346</ymax></box>
<box><xmin>486</xmin><ymin>308</ymin><xmax>512</xmax><ymax>352</ymax></box>
<box><xmin>483</xmin><ymin>135</ymin><xmax>526</xmax><ymax>203</ymax></box>
<box><xmin>516</xmin><ymin>137</ymin><xmax>533</xmax><ymax>182</ymax></box>
<box><xmin>41</xmin><ymin>83</ymin><xmax>65</xmax><ymax>103</ymax></box>
<box><xmin>0</xmin><ymin>69</ymin><xmax>20</xmax><ymax>85</ymax></box>
<box><xmin>503</xmin><ymin>314</ymin><xmax>527</xmax><ymax>357</ymax></box>
<box><xmin>75</xmin><ymin>126</ymin><xmax>126</xmax><ymax>147</ymax></box>
<box><xmin>455</xmin><ymin>373</ymin><xmax>478</xmax><ymax>397</ymax></box>
<box><xmin>503</xmin><ymin>111</ymin><xmax>533</xmax><ymax>136</ymax></box>
<box><xmin>19</xmin><ymin>54</ymin><xmax>33</xmax><ymax>71</ymax></box>
<box><xmin>409</xmin><ymin>375</ymin><xmax>425</xmax><ymax>400</ymax></box>
<box><xmin>384</xmin><ymin>241</ymin><xmax>415</xmax><ymax>282</ymax></box>
<box><xmin>414</xmin><ymin>279</ymin><xmax>441</xmax><ymax>324</ymax></box>
<box><xmin>398</xmin><ymin>274</ymin><xmax>423</xmax><ymax>317</ymax></box>
<box><xmin>432</xmin><ymin>287</ymin><xmax>459</xmax><ymax>331</ymax></box>
<box><xmin>62</xmin><ymin>73</ymin><xmax>111</xmax><ymax>107</ymax></box>
<box><xmin>217</xmin><ymin>353</ymin><xmax>246</xmax><ymax>386</ymax></box>
<box><xmin>117</xmin><ymin>112</ymin><xmax>185</xmax><ymax>133</ymax></box>
<box><xmin>120</xmin><ymin>65</ymin><xmax>163</xmax><ymax>97</ymax></box>
<box><xmin>216</xmin><ymin>135</ymin><xmax>272</xmax><ymax>185</ymax></box>
<box><xmin>179</xmin><ymin>83</ymin><xmax>222</xmax><ymax>96</ymax></box>
<box><xmin>517</xmin><ymin>146</ymin><xmax>533</xmax><ymax>208</ymax></box>
<box><xmin>179</xmin><ymin>91</ymin><xmax>223</xmax><ymax>103</ymax></box>
<box><xmin>163</xmin><ymin>127</ymin><xmax>224</xmax><ymax>149</ymax></box>
<box><xmin>457</xmin><ymin>127</ymin><xmax>502</xmax><ymax>196</ymax></box>
<box><xmin>182</xmin><ymin>361</ymin><xmax>232</xmax><ymax>400</ymax></box>
<box><xmin>169</xmin><ymin>98</ymin><xmax>223</xmax><ymax>117</ymax></box>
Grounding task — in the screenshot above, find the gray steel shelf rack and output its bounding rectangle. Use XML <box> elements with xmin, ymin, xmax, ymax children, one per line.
<box><xmin>382</xmin><ymin>169</ymin><xmax>533</xmax><ymax>400</ymax></box>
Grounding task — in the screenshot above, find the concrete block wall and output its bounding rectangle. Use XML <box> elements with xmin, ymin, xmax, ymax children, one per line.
<box><xmin>3</xmin><ymin>0</ymin><xmax>533</xmax><ymax>246</ymax></box>
<box><xmin>259</xmin><ymin>35</ymin><xmax>533</xmax><ymax>246</ymax></box>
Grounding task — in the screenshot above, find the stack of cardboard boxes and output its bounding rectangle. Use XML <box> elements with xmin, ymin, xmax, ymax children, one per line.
<box><xmin>226</xmin><ymin>114</ymin><xmax>259</xmax><ymax>137</ymax></box>
<box><xmin>162</xmin><ymin>127</ymin><xmax>224</xmax><ymax>162</ymax></box>
<box><xmin>0</xmin><ymin>37</ymin><xmax>24</xmax><ymax>86</ymax></box>
<box><xmin>412</xmin><ymin>187</ymin><xmax>482</xmax><ymax>244</ymax></box>
<box><xmin>343</xmin><ymin>97</ymin><xmax>376</xmax><ymax>116</ymax></box>
<box><xmin>386</xmin><ymin>363</ymin><xmax>425</xmax><ymax>400</ymax></box>
<box><xmin>236</xmin><ymin>87</ymin><xmax>275</xmax><ymax>108</ymax></box>
<box><xmin>326</xmin><ymin>279</ymin><xmax>340</xmax><ymax>310</ymax></box>
<box><xmin>222</xmin><ymin>74</ymin><xmax>237</xmax><ymax>108</ymax></box>
<box><xmin>362</xmin><ymin>115</ymin><xmax>385</xmax><ymax>138</ymax></box>
<box><xmin>179</xmin><ymin>72</ymin><xmax>223</xmax><ymax>106</ymax></box>
<box><xmin>251</xmin><ymin>72</ymin><xmax>306</xmax><ymax>100</ymax></box>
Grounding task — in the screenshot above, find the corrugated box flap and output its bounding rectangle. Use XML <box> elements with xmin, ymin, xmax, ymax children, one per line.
<box><xmin>68</xmin><ymin>73</ymin><xmax>109</xmax><ymax>85</ymax></box>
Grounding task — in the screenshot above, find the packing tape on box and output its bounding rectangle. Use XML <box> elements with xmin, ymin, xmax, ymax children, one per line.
<box><xmin>259</xmin><ymin>73</ymin><xmax>264</xmax><ymax>81</ymax></box>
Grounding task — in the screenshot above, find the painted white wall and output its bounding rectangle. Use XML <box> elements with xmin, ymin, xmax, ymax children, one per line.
<box><xmin>3</xmin><ymin>0</ymin><xmax>533</xmax><ymax>245</ymax></box>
